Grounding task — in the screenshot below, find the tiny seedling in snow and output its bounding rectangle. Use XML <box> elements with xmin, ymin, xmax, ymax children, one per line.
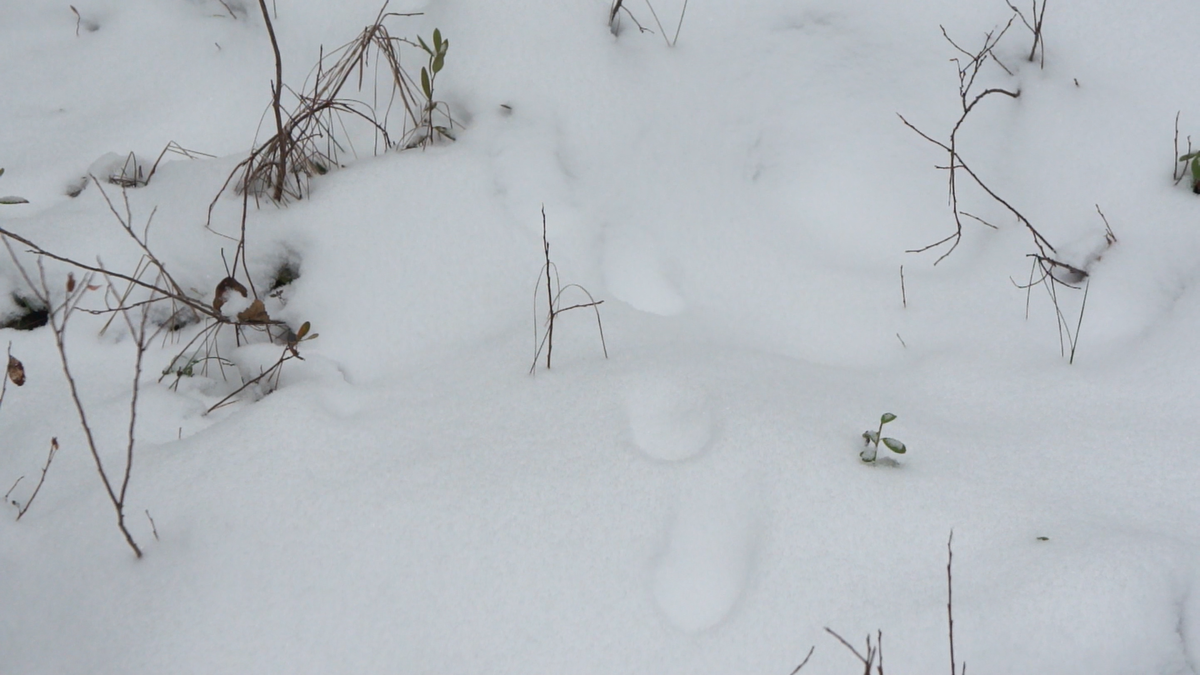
<box><xmin>1179</xmin><ymin>151</ymin><xmax>1200</xmax><ymax>193</ymax></box>
<box><xmin>861</xmin><ymin>413</ymin><xmax>906</xmax><ymax>463</ymax></box>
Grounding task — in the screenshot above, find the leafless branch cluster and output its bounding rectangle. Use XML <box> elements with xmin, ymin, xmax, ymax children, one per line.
<box><xmin>898</xmin><ymin>15</ymin><xmax>1108</xmax><ymax>361</ymax></box>
<box><xmin>0</xmin><ymin>248</ymin><xmax>152</xmax><ymax>556</ymax></box>
<box><xmin>531</xmin><ymin>206</ymin><xmax>607</xmax><ymax>373</ymax></box>
<box><xmin>824</xmin><ymin>628</ymin><xmax>885</xmax><ymax>675</ymax></box>
<box><xmin>1006</xmin><ymin>0</ymin><xmax>1048</xmax><ymax>68</ymax></box>
<box><xmin>608</xmin><ymin>0</ymin><xmax>688</xmax><ymax>46</ymax></box>
<box><xmin>790</xmin><ymin>531</ymin><xmax>968</xmax><ymax>675</ymax></box>
<box><xmin>212</xmin><ymin>1</ymin><xmax>449</xmax><ymax>209</ymax></box>
<box><xmin>0</xmin><ymin>180</ymin><xmax>316</xmax><ymax>555</ymax></box>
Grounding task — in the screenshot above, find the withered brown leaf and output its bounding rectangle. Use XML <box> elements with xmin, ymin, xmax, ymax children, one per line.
<box><xmin>236</xmin><ymin>299</ymin><xmax>270</xmax><ymax>324</ymax></box>
<box><xmin>213</xmin><ymin>277</ymin><xmax>248</xmax><ymax>313</ymax></box>
<box><xmin>7</xmin><ymin>355</ymin><xmax>25</xmax><ymax>387</ymax></box>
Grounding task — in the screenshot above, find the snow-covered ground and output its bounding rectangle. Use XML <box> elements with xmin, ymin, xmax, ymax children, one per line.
<box><xmin>3</xmin><ymin>1</ymin><xmax>1200</xmax><ymax>672</ymax></box>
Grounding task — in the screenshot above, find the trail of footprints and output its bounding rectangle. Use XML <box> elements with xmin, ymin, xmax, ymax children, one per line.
<box><xmin>623</xmin><ymin>373</ymin><xmax>760</xmax><ymax>633</ymax></box>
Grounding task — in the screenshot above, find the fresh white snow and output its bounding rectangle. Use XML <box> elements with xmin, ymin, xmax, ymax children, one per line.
<box><xmin>3</xmin><ymin>0</ymin><xmax>1200</xmax><ymax>673</ymax></box>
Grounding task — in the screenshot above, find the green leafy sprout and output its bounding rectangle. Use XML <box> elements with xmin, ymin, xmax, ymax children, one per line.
<box><xmin>415</xmin><ymin>29</ymin><xmax>455</xmax><ymax>143</ymax></box>
<box><xmin>1180</xmin><ymin>151</ymin><xmax>1200</xmax><ymax>193</ymax></box>
<box><xmin>0</xmin><ymin>168</ymin><xmax>29</xmax><ymax>205</ymax></box>
<box><xmin>861</xmin><ymin>412</ymin><xmax>906</xmax><ymax>463</ymax></box>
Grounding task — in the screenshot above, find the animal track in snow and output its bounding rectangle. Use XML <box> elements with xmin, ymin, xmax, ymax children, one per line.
<box><xmin>651</xmin><ymin>478</ymin><xmax>758</xmax><ymax>633</ymax></box>
<box><xmin>624</xmin><ymin>374</ymin><xmax>714</xmax><ymax>462</ymax></box>
<box><xmin>602</xmin><ymin>229</ymin><xmax>685</xmax><ymax>316</ymax></box>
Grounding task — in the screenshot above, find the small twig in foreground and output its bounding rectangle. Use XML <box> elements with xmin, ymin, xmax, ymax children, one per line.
<box><xmin>17</xmin><ymin>438</ymin><xmax>58</xmax><ymax>521</ymax></box>
<box><xmin>948</xmin><ymin>530</ymin><xmax>961</xmax><ymax>675</ymax></box>
<box><xmin>825</xmin><ymin>627</ymin><xmax>883</xmax><ymax>675</ymax></box>
<box><xmin>531</xmin><ymin>206</ymin><xmax>608</xmax><ymax>372</ymax></box>
<box><xmin>1007</xmin><ymin>0</ymin><xmax>1048</xmax><ymax>67</ymax></box>
<box><xmin>4</xmin><ymin>476</ymin><xmax>23</xmax><ymax>506</ymax></box>
<box><xmin>789</xmin><ymin>645</ymin><xmax>815</xmax><ymax>674</ymax></box>
<box><xmin>145</xmin><ymin>509</ymin><xmax>159</xmax><ymax>541</ymax></box>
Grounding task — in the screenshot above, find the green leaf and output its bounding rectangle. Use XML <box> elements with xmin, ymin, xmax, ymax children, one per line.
<box><xmin>0</xmin><ymin>196</ymin><xmax>29</xmax><ymax>205</ymax></box>
<box><xmin>433</xmin><ymin>28</ymin><xmax>442</xmax><ymax>51</ymax></box>
<box><xmin>421</xmin><ymin>67</ymin><xmax>432</xmax><ymax>99</ymax></box>
<box><xmin>295</xmin><ymin>321</ymin><xmax>310</xmax><ymax>341</ymax></box>
<box><xmin>880</xmin><ymin>412</ymin><xmax>897</xmax><ymax>424</ymax></box>
<box><xmin>860</xmin><ymin>446</ymin><xmax>877</xmax><ymax>463</ymax></box>
<box><xmin>1191</xmin><ymin>157</ymin><xmax>1200</xmax><ymax>181</ymax></box>
<box><xmin>417</xmin><ymin>35</ymin><xmax>432</xmax><ymax>55</ymax></box>
<box><xmin>1181</xmin><ymin>152</ymin><xmax>1200</xmax><ymax>162</ymax></box>
<box><xmin>882</xmin><ymin>437</ymin><xmax>906</xmax><ymax>454</ymax></box>
<box><xmin>0</xmin><ymin>168</ymin><xmax>5</xmax><ymax>178</ymax></box>
<box><xmin>432</xmin><ymin>52</ymin><xmax>444</xmax><ymax>74</ymax></box>
<box><xmin>862</xmin><ymin>430</ymin><xmax>879</xmax><ymax>445</ymax></box>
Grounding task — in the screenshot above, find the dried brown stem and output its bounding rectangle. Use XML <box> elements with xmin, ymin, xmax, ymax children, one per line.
<box><xmin>530</xmin><ymin>207</ymin><xmax>608</xmax><ymax>373</ymax></box>
<box><xmin>825</xmin><ymin>627</ymin><xmax>883</xmax><ymax>675</ymax></box>
<box><xmin>16</xmin><ymin>438</ymin><xmax>58</xmax><ymax>521</ymax></box>
<box><xmin>789</xmin><ymin>646</ymin><xmax>815</xmax><ymax>674</ymax></box>
<box><xmin>947</xmin><ymin>531</ymin><xmax>959</xmax><ymax>675</ymax></box>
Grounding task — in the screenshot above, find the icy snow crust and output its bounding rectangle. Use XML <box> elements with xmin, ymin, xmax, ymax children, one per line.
<box><xmin>3</xmin><ymin>0</ymin><xmax>1200</xmax><ymax>673</ymax></box>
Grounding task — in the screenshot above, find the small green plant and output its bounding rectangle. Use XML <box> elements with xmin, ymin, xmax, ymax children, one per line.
<box><xmin>0</xmin><ymin>169</ymin><xmax>29</xmax><ymax>205</ymax></box>
<box><xmin>413</xmin><ymin>28</ymin><xmax>455</xmax><ymax>146</ymax></box>
<box><xmin>861</xmin><ymin>413</ymin><xmax>906</xmax><ymax>463</ymax></box>
<box><xmin>1180</xmin><ymin>151</ymin><xmax>1200</xmax><ymax>194</ymax></box>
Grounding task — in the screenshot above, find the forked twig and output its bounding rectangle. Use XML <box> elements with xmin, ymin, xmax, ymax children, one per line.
<box><xmin>825</xmin><ymin>627</ymin><xmax>883</xmax><ymax>675</ymax></box>
<box><xmin>531</xmin><ymin>206</ymin><xmax>608</xmax><ymax>372</ymax></box>
<box><xmin>1006</xmin><ymin>0</ymin><xmax>1047</xmax><ymax>68</ymax></box>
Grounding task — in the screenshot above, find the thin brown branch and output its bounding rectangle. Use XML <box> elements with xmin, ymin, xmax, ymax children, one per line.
<box><xmin>257</xmin><ymin>0</ymin><xmax>288</xmax><ymax>201</ymax></box>
<box><xmin>145</xmin><ymin>509</ymin><xmax>159</xmax><ymax>541</ymax></box>
<box><xmin>789</xmin><ymin>646</ymin><xmax>816</xmax><ymax>674</ymax></box>
<box><xmin>948</xmin><ymin>530</ymin><xmax>958</xmax><ymax>675</ymax></box>
<box><xmin>825</xmin><ymin>627</ymin><xmax>869</xmax><ymax>664</ymax></box>
<box><xmin>205</xmin><ymin>345</ymin><xmax>300</xmax><ymax>414</ymax></box>
<box><xmin>4</xmin><ymin>476</ymin><xmax>23</xmax><ymax>505</ymax></box>
<box><xmin>16</xmin><ymin>438</ymin><xmax>58</xmax><ymax>521</ymax></box>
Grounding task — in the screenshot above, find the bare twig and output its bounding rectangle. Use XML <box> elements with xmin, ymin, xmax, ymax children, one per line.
<box><xmin>145</xmin><ymin>509</ymin><xmax>159</xmax><ymax>541</ymax></box>
<box><xmin>34</xmin><ymin>261</ymin><xmax>141</xmax><ymax>557</ymax></box>
<box><xmin>1096</xmin><ymin>205</ymin><xmax>1117</xmax><ymax>246</ymax></box>
<box><xmin>642</xmin><ymin>0</ymin><xmax>687</xmax><ymax>47</ymax></box>
<box><xmin>789</xmin><ymin>645</ymin><xmax>816</xmax><ymax>674</ymax></box>
<box><xmin>216</xmin><ymin>0</ymin><xmax>238</xmax><ymax>19</ymax></box>
<box><xmin>825</xmin><ymin>627</ymin><xmax>882</xmax><ymax>675</ymax></box>
<box><xmin>16</xmin><ymin>438</ymin><xmax>58</xmax><ymax>521</ymax></box>
<box><xmin>1174</xmin><ymin>112</ymin><xmax>1194</xmax><ymax>186</ymax></box>
<box><xmin>204</xmin><ymin>345</ymin><xmax>298</xmax><ymax>414</ymax></box>
<box><xmin>256</xmin><ymin>0</ymin><xmax>289</xmax><ymax>201</ymax></box>
<box><xmin>899</xmin><ymin>18</ymin><xmax>1095</xmax><ymax>360</ymax></box>
<box><xmin>4</xmin><ymin>476</ymin><xmax>23</xmax><ymax>505</ymax></box>
<box><xmin>530</xmin><ymin>207</ymin><xmax>608</xmax><ymax>372</ymax></box>
<box><xmin>0</xmin><ymin>342</ymin><xmax>12</xmax><ymax>412</ymax></box>
<box><xmin>1006</xmin><ymin>0</ymin><xmax>1047</xmax><ymax>67</ymax></box>
<box><xmin>1068</xmin><ymin>278</ymin><xmax>1089</xmax><ymax>364</ymax></box>
<box><xmin>947</xmin><ymin>531</ymin><xmax>960</xmax><ymax>675</ymax></box>
<box><xmin>900</xmin><ymin>265</ymin><xmax>907</xmax><ymax>308</ymax></box>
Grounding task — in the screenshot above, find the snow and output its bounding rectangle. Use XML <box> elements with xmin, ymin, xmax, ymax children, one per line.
<box><xmin>3</xmin><ymin>0</ymin><xmax>1200</xmax><ymax>673</ymax></box>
